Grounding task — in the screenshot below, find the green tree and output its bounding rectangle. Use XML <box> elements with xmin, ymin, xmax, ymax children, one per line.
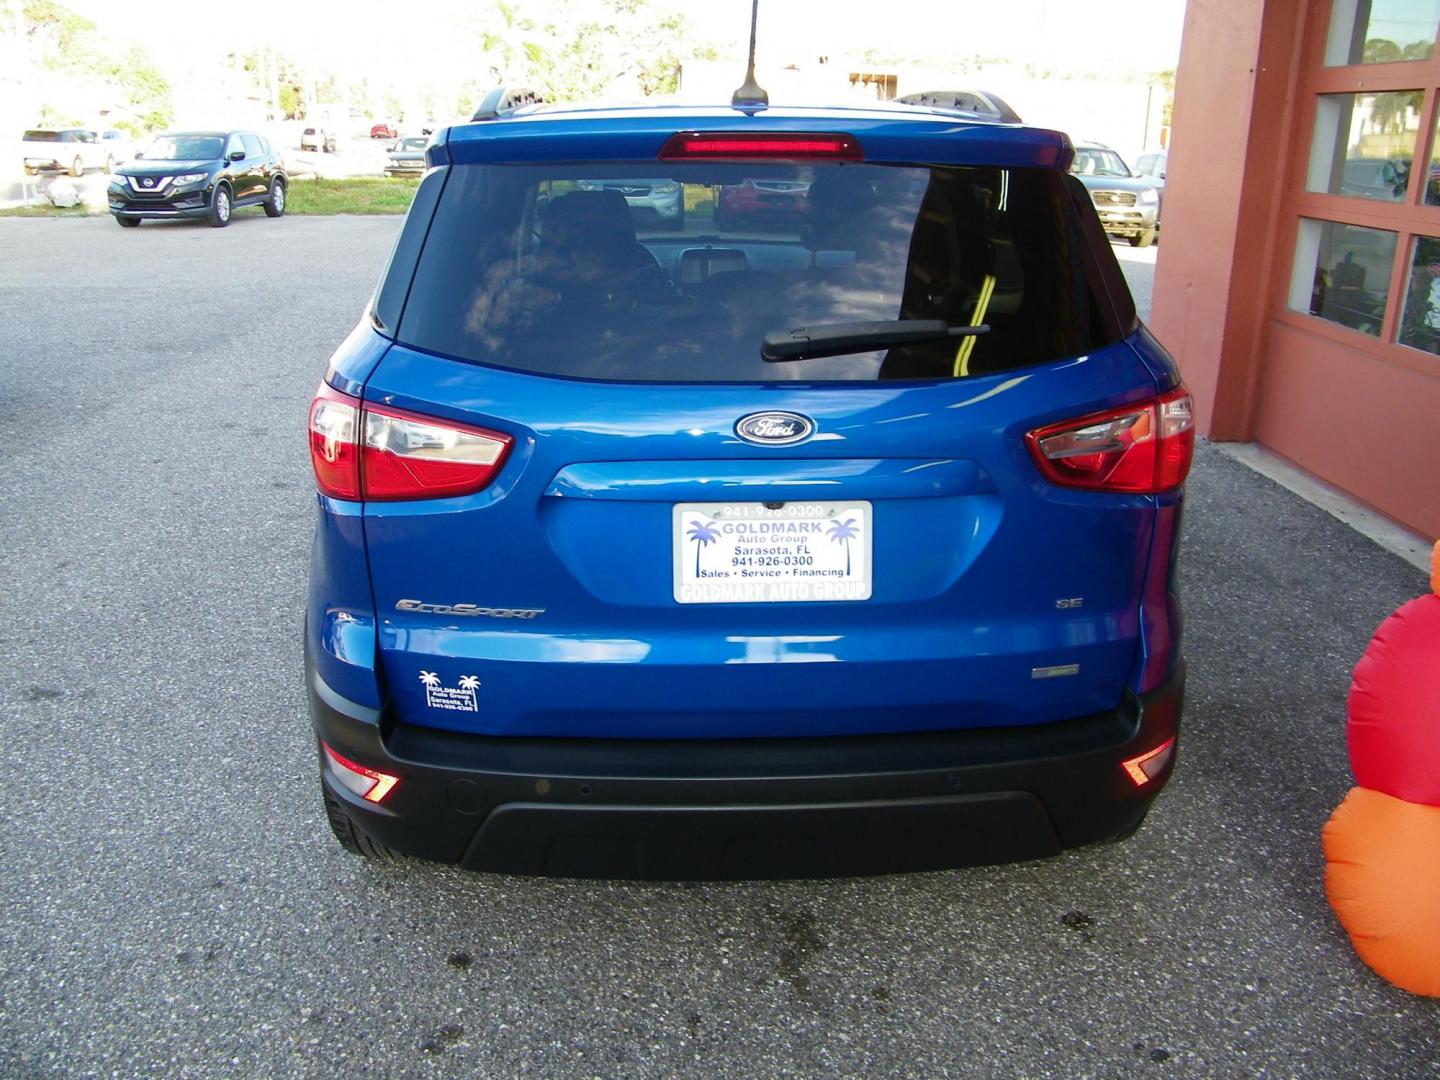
<box><xmin>104</xmin><ymin>47</ymin><xmax>172</xmax><ymax>133</ymax></box>
<box><xmin>21</xmin><ymin>0</ymin><xmax>97</xmax><ymax>65</ymax></box>
<box><xmin>21</xmin><ymin>0</ymin><xmax>172</xmax><ymax>132</ymax></box>
<box><xmin>1363</xmin><ymin>37</ymin><xmax>1435</xmax><ymax>64</ymax></box>
<box><xmin>462</xmin><ymin>0</ymin><xmax>703</xmax><ymax>105</ymax></box>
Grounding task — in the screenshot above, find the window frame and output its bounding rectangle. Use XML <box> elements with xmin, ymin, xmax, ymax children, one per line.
<box><xmin>1277</xmin><ymin>0</ymin><xmax>1440</xmax><ymax>374</ymax></box>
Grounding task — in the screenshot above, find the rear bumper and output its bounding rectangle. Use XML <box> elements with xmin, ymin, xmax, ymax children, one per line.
<box><xmin>309</xmin><ymin>661</ymin><xmax>1184</xmax><ymax>879</ymax></box>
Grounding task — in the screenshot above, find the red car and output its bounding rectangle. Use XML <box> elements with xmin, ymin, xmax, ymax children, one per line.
<box><xmin>715</xmin><ymin>177</ymin><xmax>811</xmax><ymax>229</ymax></box>
<box><xmin>370</xmin><ymin>122</ymin><xmax>398</xmax><ymax>140</ymax></box>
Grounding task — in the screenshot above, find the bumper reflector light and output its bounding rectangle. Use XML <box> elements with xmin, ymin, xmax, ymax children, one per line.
<box><xmin>323</xmin><ymin>742</ymin><xmax>399</xmax><ymax>803</ymax></box>
<box><xmin>1121</xmin><ymin>737</ymin><xmax>1177</xmax><ymax>787</ymax></box>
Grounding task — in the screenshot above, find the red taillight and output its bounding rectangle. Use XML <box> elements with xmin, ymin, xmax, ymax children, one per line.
<box><xmin>322</xmin><ymin>742</ymin><xmax>399</xmax><ymax>803</ymax></box>
<box><xmin>307</xmin><ymin>386</ymin><xmax>513</xmax><ymax>502</ymax></box>
<box><xmin>360</xmin><ymin>403</ymin><xmax>513</xmax><ymax>501</ymax></box>
<box><xmin>659</xmin><ymin>131</ymin><xmax>864</xmax><ymax>161</ymax></box>
<box><xmin>308</xmin><ymin>383</ymin><xmax>361</xmax><ymax>499</ymax></box>
<box><xmin>1121</xmin><ymin>737</ymin><xmax>1177</xmax><ymax>787</ymax></box>
<box><xmin>1026</xmin><ymin>388</ymin><xmax>1195</xmax><ymax>494</ymax></box>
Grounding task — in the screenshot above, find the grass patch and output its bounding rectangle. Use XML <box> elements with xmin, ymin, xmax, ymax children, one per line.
<box><xmin>0</xmin><ymin>202</ymin><xmax>95</xmax><ymax>218</ymax></box>
<box><xmin>284</xmin><ymin>177</ymin><xmax>420</xmax><ymax>215</ymax></box>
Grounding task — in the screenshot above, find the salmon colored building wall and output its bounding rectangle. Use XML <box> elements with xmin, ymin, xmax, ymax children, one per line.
<box><xmin>1151</xmin><ymin>0</ymin><xmax>1440</xmax><ymax>540</ymax></box>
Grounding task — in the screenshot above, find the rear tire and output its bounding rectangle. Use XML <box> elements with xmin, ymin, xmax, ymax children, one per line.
<box><xmin>115</xmin><ymin>216</ymin><xmax>140</xmax><ymax>228</ymax></box>
<box><xmin>323</xmin><ymin>786</ymin><xmax>398</xmax><ymax>859</ymax></box>
<box><xmin>209</xmin><ymin>183</ymin><xmax>232</xmax><ymax>228</ymax></box>
<box><xmin>69</xmin><ymin>156</ymin><xmax>83</xmax><ymax>177</ymax></box>
<box><xmin>1130</xmin><ymin>229</ymin><xmax>1156</xmax><ymax>248</ymax></box>
<box><xmin>264</xmin><ymin>177</ymin><xmax>286</xmax><ymax>218</ymax></box>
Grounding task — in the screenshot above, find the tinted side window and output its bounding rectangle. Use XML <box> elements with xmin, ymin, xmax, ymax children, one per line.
<box><xmin>371</xmin><ymin>167</ymin><xmax>448</xmax><ymax>335</ymax></box>
<box><xmin>1065</xmin><ymin>175</ymin><xmax>1137</xmax><ymax>338</ymax></box>
<box><xmin>241</xmin><ymin>134</ymin><xmax>264</xmax><ymax>158</ymax></box>
<box><xmin>397</xmin><ymin>163</ymin><xmax>1129</xmax><ymax>382</ymax></box>
<box><xmin>226</xmin><ymin>135</ymin><xmax>245</xmax><ymax>158</ymax></box>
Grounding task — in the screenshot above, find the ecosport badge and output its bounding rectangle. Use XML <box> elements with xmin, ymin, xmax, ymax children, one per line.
<box><xmin>734</xmin><ymin>411</ymin><xmax>815</xmax><ymax>446</ymax></box>
<box><xmin>396</xmin><ymin>599</ymin><xmax>544</xmax><ymax>619</ymax></box>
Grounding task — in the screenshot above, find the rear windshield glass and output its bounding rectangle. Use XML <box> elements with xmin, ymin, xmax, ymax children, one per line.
<box><xmin>397</xmin><ymin>162</ymin><xmax>1126</xmax><ymax>382</ymax></box>
<box><xmin>24</xmin><ymin>130</ymin><xmax>62</xmax><ymax>142</ymax></box>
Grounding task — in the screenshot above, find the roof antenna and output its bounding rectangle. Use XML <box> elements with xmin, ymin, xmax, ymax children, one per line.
<box><xmin>731</xmin><ymin>0</ymin><xmax>769</xmax><ymax>109</ymax></box>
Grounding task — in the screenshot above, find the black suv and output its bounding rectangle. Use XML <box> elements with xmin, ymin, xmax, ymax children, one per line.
<box><xmin>108</xmin><ymin>130</ymin><xmax>287</xmax><ymax>228</ymax></box>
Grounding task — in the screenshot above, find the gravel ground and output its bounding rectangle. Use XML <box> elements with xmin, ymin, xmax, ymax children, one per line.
<box><xmin>0</xmin><ymin>217</ymin><xmax>1434</xmax><ymax>1078</ymax></box>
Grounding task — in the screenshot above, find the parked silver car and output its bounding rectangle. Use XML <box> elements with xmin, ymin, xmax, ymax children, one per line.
<box><xmin>1071</xmin><ymin>143</ymin><xmax>1162</xmax><ymax>248</ymax></box>
<box><xmin>384</xmin><ymin>136</ymin><xmax>429</xmax><ymax>176</ymax></box>
<box><xmin>575</xmin><ymin>177</ymin><xmax>684</xmax><ymax>229</ymax></box>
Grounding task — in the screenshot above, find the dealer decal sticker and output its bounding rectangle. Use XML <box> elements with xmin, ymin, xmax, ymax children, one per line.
<box><xmin>418</xmin><ymin>671</ymin><xmax>480</xmax><ymax>712</ymax></box>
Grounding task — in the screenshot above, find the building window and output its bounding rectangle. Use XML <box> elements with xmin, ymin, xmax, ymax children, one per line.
<box><xmin>1324</xmin><ymin>0</ymin><xmax>1440</xmax><ymax>66</ymax></box>
<box><xmin>1397</xmin><ymin>234</ymin><xmax>1440</xmax><ymax>352</ymax></box>
<box><xmin>1306</xmin><ymin>91</ymin><xmax>1423</xmax><ymax>200</ymax></box>
<box><xmin>1290</xmin><ymin>218</ymin><xmax>1398</xmax><ymax>336</ymax></box>
<box><xmin>1424</xmin><ymin>110</ymin><xmax>1440</xmax><ymax>204</ymax></box>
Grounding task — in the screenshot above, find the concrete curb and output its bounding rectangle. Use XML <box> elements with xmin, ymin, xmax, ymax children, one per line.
<box><xmin>1215</xmin><ymin>441</ymin><xmax>1433</xmax><ymax>571</ymax></box>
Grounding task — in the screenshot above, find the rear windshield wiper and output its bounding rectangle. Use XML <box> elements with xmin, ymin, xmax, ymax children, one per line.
<box><xmin>762</xmin><ymin>320</ymin><xmax>989</xmax><ymax>363</ymax></box>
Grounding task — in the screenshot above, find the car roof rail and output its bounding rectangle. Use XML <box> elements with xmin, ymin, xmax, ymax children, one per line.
<box><xmin>471</xmin><ymin>86</ymin><xmax>547</xmax><ymax>122</ymax></box>
<box><xmin>894</xmin><ymin>89</ymin><xmax>1023</xmax><ymax>124</ymax></box>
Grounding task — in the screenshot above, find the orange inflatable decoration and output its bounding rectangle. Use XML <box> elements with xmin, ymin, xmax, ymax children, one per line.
<box><xmin>1322</xmin><ymin>540</ymin><xmax>1440</xmax><ymax>998</ymax></box>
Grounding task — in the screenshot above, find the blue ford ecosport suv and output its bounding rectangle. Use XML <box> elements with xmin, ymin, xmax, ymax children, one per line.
<box><xmin>306</xmin><ymin>97</ymin><xmax>1190</xmax><ymax>879</ymax></box>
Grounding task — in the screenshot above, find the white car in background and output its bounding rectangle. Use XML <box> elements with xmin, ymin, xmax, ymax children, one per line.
<box><xmin>21</xmin><ymin>129</ymin><xmax>112</xmax><ymax>176</ymax></box>
<box><xmin>99</xmin><ymin>130</ymin><xmax>134</xmax><ymax>169</ymax></box>
<box><xmin>300</xmin><ymin>126</ymin><xmax>337</xmax><ymax>153</ymax></box>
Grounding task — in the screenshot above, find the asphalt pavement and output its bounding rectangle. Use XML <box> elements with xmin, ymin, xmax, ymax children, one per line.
<box><xmin>1</xmin><ymin>217</ymin><xmax>1434</xmax><ymax>1078</ymax></box>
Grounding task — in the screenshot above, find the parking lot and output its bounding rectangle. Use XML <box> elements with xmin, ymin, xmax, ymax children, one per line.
<box><xmin>0</xmin><ymin>133</ymin><xmax>398</xmax><ymax>210</ymax></box>
<box><xmin>1</xmin><ymin>216</ymin><xmax>1434</xmax><ymax>1076</ymax></box>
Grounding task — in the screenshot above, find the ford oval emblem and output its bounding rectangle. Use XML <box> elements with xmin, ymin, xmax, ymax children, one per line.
<box><xmin>735</xmin><ymin>411</ymin><xmax>815</xmax><ymax>446</ymax></box>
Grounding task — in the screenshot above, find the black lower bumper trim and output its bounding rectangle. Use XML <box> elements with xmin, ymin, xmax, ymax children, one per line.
<box><xmin>465</xmin><ymin>794</ymin><xmax>1059</xmax><ymax>878</ymax></box>
<box><xmin>309</xmin><ymin>663</ymin><xmax>1183</xmax><ymax>879</ymax></box>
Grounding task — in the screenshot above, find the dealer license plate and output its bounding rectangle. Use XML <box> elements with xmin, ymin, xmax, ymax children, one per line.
<box><xmin>673</xmin><ymin>501</ymin><xmax>872</xmax><ymax>603</ymax></box>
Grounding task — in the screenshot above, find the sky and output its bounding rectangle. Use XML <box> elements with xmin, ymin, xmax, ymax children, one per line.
<box><xmin>57</xmin><ymin>0</ymin><xmax>1190</xmax><ymax>84</ymax></box>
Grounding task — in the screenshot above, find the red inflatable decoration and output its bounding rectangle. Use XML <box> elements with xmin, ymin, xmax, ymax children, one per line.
<box><xmin>1323</xmin><ymin>540</ymin><xmax>1440</xmax><ymax>998</ymax></box>
<box><xmin>1347</xmin><ymin>592</ymin><xmax>1440</xmax><ymax>806</ymax></box>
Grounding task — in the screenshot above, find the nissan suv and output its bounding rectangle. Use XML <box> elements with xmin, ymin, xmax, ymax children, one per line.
<box><xmin>306</xmin><ymin>97</ymin><xmax>1190</xmax><ymax>879</ymax></box>
<box><xmin>108</xmin><ymin>130</ymin><xmax>287</xmax><ymax>227</ymax></box>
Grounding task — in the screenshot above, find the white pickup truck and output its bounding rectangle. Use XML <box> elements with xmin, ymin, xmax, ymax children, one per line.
<box><xmin>21</xmin><ymin>129</ymin><xmax>115</xmax><ymax>176</ymax></box>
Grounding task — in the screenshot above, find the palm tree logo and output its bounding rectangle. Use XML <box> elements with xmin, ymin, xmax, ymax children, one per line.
<box><xmin>458</xmin><ymin>675</ymin><xmax>480</xmax><ymax>692</ymax></box>
<box><xmin>419</xmin><ymin>670</ymin><xmax>440</xmax><ymax>688</ymax></box>
<box><xmin>827</xmin><ymin>517</ymin><xmax>860</xmax><ymax>575</ymax></box>
<box><xmin>687</xmin><ymin>517</ymin><xmax>721</xmax><ymax>575</ymax></box>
